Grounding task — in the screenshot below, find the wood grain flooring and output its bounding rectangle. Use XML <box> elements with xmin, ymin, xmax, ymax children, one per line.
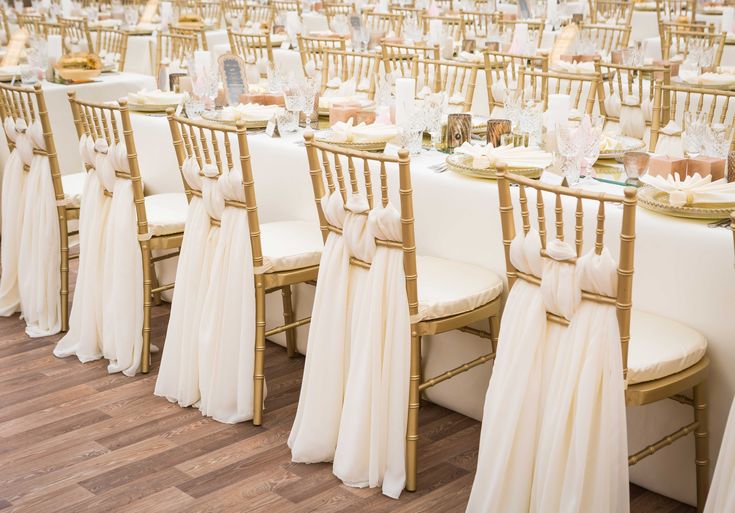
<box><xmin>0</xmin><ymin>268</ymin><xmax>697</xmax><ymax>512</ymax></box>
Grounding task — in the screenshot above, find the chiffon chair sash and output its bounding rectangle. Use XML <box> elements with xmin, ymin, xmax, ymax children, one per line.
<box><xmin>530</xmin><ymin>247</ymin><xmax>629</xmax><ymax>513</ymax></box>
<box><xmin>197</xmin><ymin>163</ymin><xmax>257</xmax><ymax>423</ymax></box>
<box><xmin>155</xmin><ymin>157</ymin><xmax>224</xmax><ymax>408</ymax></box>
<box><xmin>704</xmin><ymin>398</ymin><xmax>735</xmax><ymax>513</ymax></box>
<box><xmin>17</xmin><ymin>119</ymin><xmax>61</xmax><ymax>337</ymax></box>
<box><xmin>332</xmin><ymin>203</ymin><xmax>411</xmax><ymax>499</ymax></box>
<box><xmin>54</xmin><ymin>135</ymin><xmax>111</xmax><ymax>362</ymax></box>
<box><xmin>100</xmin><ymin>140</ymin><xmax>144</xmax><ymax>376</ymax></box>
<box><xmin>0</xmin><ymin>118</ymin><xmax>29</xmax><ymax>316</ymax></box>
<box><xmin>289</xmin><ymin>191</ymin><xmax>352</xmax><ymax>462</ymax></box>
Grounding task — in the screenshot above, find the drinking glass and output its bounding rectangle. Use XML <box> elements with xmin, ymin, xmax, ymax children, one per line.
<box><xmin>705</xmin><ymin>123</ymin><xmax>730</xmax><ymax>158</ymax></box>
<box><xmin>519</xmin><ymin>99</ymin><xmax>543</xmax><ymax>147</ymax></box>
<box><xmin>276</xmin><ymin>109</ymin><xmax>299</xmax><ymax>134</ymax></box>
<box><xmin>398</xmin><ymin>99</ymin><xmax>425</xmax><ymax>154</ymax></box>
<box><xmin>423</xmin><ymin>92</ymin><xmax>445</xmax><ymax>150</ymax></box>
<box><xmin>683</xmin><ymin>111</ymin><xmax>705</xmax><ymax>158</ymax></box>
<box><xmin>504</xmin><ymin>88</ymin><xmax>523</xmax><ymax>130</ymax></box>
<box><xmin>124</xmin><ymin>5</ymin><xmax>138</xmax><ymax>28</ymax></box>
<box><xmin>300</xmin><ymin>78</ymin><xmax>318</xmax><ymax>130</ymax></box>
<box><xmin>184</xmin><ymin>95</ymin><xmax>205</xmax><ymax>118</ymax></box>
<box><xmin>283</xmin><ymin>84</ymin><xmax>304</xmax><ymax>127</ymax></box>
<box><xmin>556</xmin><ymin>122</ymin><xmax>582</xmax><ymax>185</ymax></box>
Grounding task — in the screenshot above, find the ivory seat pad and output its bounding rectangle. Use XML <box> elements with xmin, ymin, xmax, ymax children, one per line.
<box><xmin>628</xmin><ymin>310</ymin><xmax>707</xmax><ymax>385</ymax></box>
<box><xmin>144</xmin><ymin>193</ymin><xmax>188</xmax><ymax>236</ymax></box>
<box><xmin>416</xmin><ymin>256</ymin><xmax>504</xmax><ymax>322</ymax></box>
<box><xmin>61</xmin><ymin>172</ymin><xmax>86</xmax><ymax>208</ymax></box>
<box><xmin>260</xmin><ymin>220</ymin><xmax>323</xmax><ymax>272</ymax></box>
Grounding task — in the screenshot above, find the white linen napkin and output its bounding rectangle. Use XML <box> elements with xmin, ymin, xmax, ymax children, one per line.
<box><xmin>640</xmin><ymin>172</ymin><xmax>735</xmax><ymax>206</ymax></box>
<box><xmin>551</xmin><ymin>60</ymin><xmax>596</xmax><ymax>74</ymax></box>
<box><xmin>330</xmin><ymin>120</ymin><xmax>398</xmax><ymax>143</ymax></box>
<box><xmin>454</xmin><ymin>142</ymin><xmax>554</xmax><ymax>169</ymax></box>
<box><xmin>219</xmin><ymin>103</ymin><xmax>283</xmax><ymax>121</ymax></box>
<box><xmin>128</xmin><ymin>89</ymin><xmax>186</xmax><ymax>105</ymax></box>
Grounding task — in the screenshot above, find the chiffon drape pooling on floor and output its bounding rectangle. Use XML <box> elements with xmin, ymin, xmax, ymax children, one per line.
<box><xmin>0</xmin><ymin>118</ymin><xmax>29</xmax><ymax>316</ymax></box>
<box><xmin>17</xmin><ymin>119</ymin><xmax>61</xmax><ymax>337</ymax></box>
<box><xmin>54</xmin><ymin>135</ymin><xmax>111</xmax><ymax>362</ymax></box>
<box><xmin>705</xmin><ymin>399</ymin><xmax>735</xmax><ymax>513</ymax></box>
<box><xmin>155</xmin><ymin>157</ymin><xmax>224</xmax><ymax>409</ymax></box>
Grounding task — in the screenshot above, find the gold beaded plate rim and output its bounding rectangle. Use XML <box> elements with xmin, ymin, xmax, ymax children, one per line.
<box><xmin>446</xmin><ymin>153</ymin><xmax>543</xmax><ymax>180</ymax></box>
<box><xmin>599</xmin><ymin>137</ymin><xmax>646</xmax><ymax>159</ymax></box>
<box><xmin>128</xmin><ymin>102</ymin><xmax>181</xmax><ymax>113</ymax></box>
<box><xmin>200</xmin><ymin>111</ymin><xmax>271</xmax><ymax>128</ymax></box>
<box><xmin>314</xmin><ymin>135</ymin><xmax>387</xmax><ymax>151</ymax></box>
<box><xmin>638</xmin><ymin>186</ymin><xmax>735</xmax><ymax>219</ymax></box>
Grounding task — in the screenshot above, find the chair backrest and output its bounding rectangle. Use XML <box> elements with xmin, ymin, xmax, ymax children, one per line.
<box><xmin>324</xmin><ymin>1</ymin><xmax>353</xmax><ymax>28</ymax></box>
<box><xmin>170</xmin><ymin>25</ymin><xmax>208</xmax><ymax>50</ymax></box>
<box><xmin>381</xmin><ymin>41</ymin><xmax>438</xmax><ymax>75</ymax></box>
<box><xmin>649</xmin><ymin>78</ymin><xmax>735</xmax><ymax>151</ymax></box>
<box><xmin>595</xmin><ymin>61</ymin><xmax>664</xmax><ymax>125</ymax></box>
<box><xmin>0</xmin><ymin>8</ymin><xmax>10</xmax><ymax>44</ymax></box>
<box><xmin>496</xmin><ymin>169</ymin><xmax>637</xmax><ymax>381</ymax></box>
<box><xmin>589</xmin><ymin>0</ymin><xmax>633</xmax><ymax>23</ymax></box>
<box><xmin>364</xmin><ymin>12</ymin><xmax>404</xmax><ymax>36</ymax></box>
<box><xmin>0</xmin><ymin>83</ymin><xmax>63</xmax><ymax>204</ymax></box>
<box><xmin>422</xmin><ymin>15</ymin><xmax>464</xmax><ymax>41</ymax></box>
<box><xmin>197</xmin><ymin>0</ymin><xmax>222</xmax><ymax>25</ymax></box>
<box><xmin>228</xmin><ymin>29</ymin><xmax>274</xmax><ymax>63</ymax></box>
<box><xmin>483</xmin><ymin>49</ymin><xmax>548</xmax><ymax>113</ymax></box>
<box><xmin>661</xmin><ymin>25</ymin><xmax>725</xmax><ymax>66</ymax></box>
<box><xmin>519</xmin><ymin>64</ymin><xmax>603</xmax><ymax>115</ymax></box>
<box><xmin>16</xmin><ymin>13</ymin><xmax>43</xmax><ymax>38</ymax></box>
<box><xmin>413</xmin><ymin>58</ymin><xmax>479</xmax><ymax>112</ymax></box>
<box><xmin>578</xmin><ymin>22</ymin><xmax>633</xmax><ymax>55</ymax></box>
<box><xmin>494</xmin><ymin>17</ymin><xmax>546</xmax><ymax>49</ymax></box>
<box><xmin>320</xmin><ymin>49</ymin><xmax>381</xmax><ymax>99</ymax></box>
<box><xmin>243</xmin><ymin>2</ymin><xmax>274</xmax><ymax>25</ymax></box>
<box><xmin>273</xmin><ymin>0</ymin><xmax>302</xmax><ymax>16</ymax></box>
<box><xmin>156</xmin><ymin>32</ymin><xmax>198</xmax><ymax>75</ymax></box>
<box><xmin>167</xmin><ymin>111</ymin><xmax>264</xmax><ymax>266</ymax></box>
<box><xmin>95</xmin><ymin>28</ymin><xmax>129</xmax><ymax>71</ymax></box>
<box><xmin>656</xmin><ymin>0</ymin><xmax>695</xmax><ymax>22</ymax></box>
<box><xmin>59</xmin><ymin>16</ymin><xmax>95</xmax><ymax>54</ymax></box>
<box><xmin>303</xmin><ymin>131</ymin><xmax>418</xmax><ymax>317</ymax></box>
<box><xmin>41</xmin><ymin>22</ymin><xmax>63</xmax><ymax>37</ymax></box>
<box><xmin>459</xmin><ymin>10</ymin><xmax>493</xmax><ymax>39</ymax></box>
<box><xmin>297</xmin><ymin>34</ymin><xmax>347</xmax><ymax>73</ymax></box>
<box><xmin>389</xmin><ymin>5</ymin><xmax>424</xmax><ymax>26</ymax></box>
<box><xmin>223</xmin><ymin>0</ymin><xmax>245</xmax><ymax>26</ymax></box>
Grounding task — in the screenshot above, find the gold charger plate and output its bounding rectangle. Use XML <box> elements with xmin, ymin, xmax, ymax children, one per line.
<box><xmin>446</xmin><ymin>153</ymin><xmax>543</xmax><ymax>180</ymax></box>
<box><xmin>638</xmin><ymin>186</ymin><xmax>735</xmax><ymax>219</ymax></box>
<box><xmin>314</xmin><ymin>134</ymin><xmax>387</xmax><ymax>151</ymax></box>
<box><xmin>200</xmin><ymin>110</ymin><xmax>271</xmax><ymax>128</ymax></box>
<box><xmin>128</xmin><ymin>102</ymin><xmax>180</xmax><ymax>113</ymax></box>
<box><xmin>599</xmin><ymin>137</ymin><xmax>647</xmax><ymax>160</ymax></box>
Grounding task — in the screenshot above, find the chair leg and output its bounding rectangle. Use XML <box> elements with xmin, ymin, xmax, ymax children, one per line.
<box><xmin>406</xmin><ymin>331</ymin><xmax>421</xmax><ymax>492</ymax></box>
<box><xmin>150</xmin><ymin>258</ymin><xmax>162</xmax><ymax>306</ymax></box>
<box><xmin>694</xmin><ymin>381</ymin><xmax>709</xmax><ymax>513</ymax></box>
<box><xmin>59</xmin><ymin>213</ymin><xmax>69</xmax><ymax>332</ymax></box>
<box><xmin>141</xmin><ymin>243</ymin><xmax>153</xmax><ymax>374</ymax></box>
<box><xmin>489</xmin><ymin>314</ymin><xmax>500</xmax><ymax>354</ymax></box>
<box><xmin>281</xmin><ymin>285</ymin><xmax>297</xmax><ymax>358</ymax></box>
<box><xmin>253</xmin><ymin>276</ymin><xmax>266</xmax><ymax>426</ymax></box>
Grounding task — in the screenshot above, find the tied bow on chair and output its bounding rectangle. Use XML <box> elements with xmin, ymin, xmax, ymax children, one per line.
<box><xmin>641</xmin><ymin>172</ymin><xmax>735</xmax><ymax>206</ymax></box>
<box><xmin>654</xmin><ymin>120</ymin><xmax>684</xmax><ymax>157</ymax></box>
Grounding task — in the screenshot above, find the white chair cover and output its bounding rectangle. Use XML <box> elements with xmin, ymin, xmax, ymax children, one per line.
<box><xmin>155</xmin><ymin>157</ymin><xmax>224</xmax><ymax>408</ymax></box>
<box><xmin>530</xmin><ymin>246</ymin><xmax>629</xmax><ymax>513</ymax></box>
<box><xmin>54</xmin><ymin>135</ymin><xmax>111</xmax><ymax>362</ymax></box>
<box><xmin>100</xmin><ymin>140</ymin><xmax>144</xmax><ymax>376</ymax></box>
<box><xmin>289</xmin><ymin>191</ymin><xmax>352</xmax><ymax>462</ymax></box>
<box><xmin>332</xmin><ymin>203</ymin><xmax>411</xmax><ymax>499</ymax></box>
<box><xmin>0</xmin><ymin>118</ymin><xmax>29</xmax><ymax>316</ymax></box>
<box><xmin>197</xmin><ymin>164</ymin><xmax>257</xmax><ymax>423</ymax></box>
<box><xmin>17</xmin><ymin>120</ymin><xmax>61</xmax><ymax>337</ymax></box>
<box><xmin>466</xmin><ymin>230</ymin><xmax>551</xmax><ymax>513</ymax></box>
<box><xmin>705</xmin><ymin>398</ymin><xmax>735</xmax><ymax>513</ymax></box>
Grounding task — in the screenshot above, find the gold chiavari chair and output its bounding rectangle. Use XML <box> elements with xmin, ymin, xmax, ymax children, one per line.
<box><xmin>589</xmin><ymin>0</ymin><xmax>633</xmax><ymax>23</ymax></box>
<box><xmin>0</xmin><ymin>83</ymin><xmax>83</xmax><ymax>333</ymax></box>
<box><xmin>422</xmin><ymin>15</ymin><xmax>464</xmax><ymax>41</ymax></box>
<box><xmin>16</xmin><ymin>13</ymin><xmax>44</xmax><ymax>38</ymax></box>
<box><xmin>228</xmin><ymin>28</ymin><xmax>273</xmax><ymax>63</ymax></box>
<box><xmin>434</xmin><ymin>0</ymin><xmax>454</xmax><ymax>11</ymax></box>
<box><xmin>297</xmin><ymin>34</ymin><xmax>346</xmax><ymax>73</ymax></box>
<box><xmin>41</xmin><ymin>22</ymin><xmax>63</xmax><ymax>37</ymax></box>
<box><xmin>304</xmin><ymin>133</ymin><xmax>502</xmax><ymax>493</ymax></box>
<box><xmin>578</xmin><ymin>22</ymin><xmax>633</xmax><ymax>56</ymax></box>
<box><xmin>594</xmin><ymin>61</ymin><xmax>663</xmax><ymax>127</ymax></box>
<box><xmin>223</xmin><ymin>0</ymin><xmax>243</xmax><ymax>26</ymax></box>
<box><xmin>170</xmin><ymin>25</ymin><xmax>209</xmax><ymax>50</ymax></box>
<box><xmin>197</xmin><ymin>0</ymin><xmax>222</xmax><ymax>25</ymax></box>
<box><xmin>483</xmin><ymin>49</ymin><xmax>548</xmax><ymax>114</ymax></box>
<box><xmin>649</xmin><ymin>78</ymin><xmax>735</xmax><ymax>152</ymax></box>
<box><xmin>273</xmin><ymin>0</ymin><xmax>302</xmax><ymax>17</ymax></box>
<box><xmin>156</xmin><ymin>32</ymin><xmax>198</xmax><ymax>85</ymax></box>
<box><xmin>661</xmin><ymin>26</ymin><xmax>726</xmax><ymax>66</ymax></box>
<box><xmin>496</xmin><ymin>169</ymin><xmax>710</xmax><ymax>513</ymax></box>
<box><xmin>656</xmin><ymin>0</ymin><xmax>695</xmax><ymax>22</ymax></box>
<box><xmin>0</xmin><ymin>7</ymin><xmax>10</xmax><ymax>44</ymax></box>
<box><xmin>459</xmin><ymin>10</ymin><xmax>493</xmax><ymax>39</ymax></box>
<box><xmin>381</xmin><ymin>41</ymin><xmax>438</xmax><ymax>76</ymax></box>
<box><xmin>320</xmin><ymin>49</ymin><xmax>381</xmax><ymax>99</ymax></box>
<box><xmin>59</xmin><ymin>16</ymin><xmax>96</xmax><ymax>54</ymax></box>
<box><xmin>413</xmin><ymin>58</ymin><xmax>479</xmax><ymax>112</ymax></box>
<box><xmin>168</xmin><ymin>113</ymin><xmax>322</xmax><ymax>425</ymax></box>
<box><xmin>519</xmin><ymin>63</ymin><xmax>603</xmax><ymax>116</ymax></box>
<box><xmin>95</xmin><ymin>28</ymin><xmax>129</xmax><ymax>71</ymax></box>
<box><xmin>389</xmin><ymin>5</ymin><xmax>424</xmax><ymax>26</ymax></box>
<box><xmin>324</xmin><ymin>1</ymin><xmax>353</xmax><ymax>28</ymax></box>
<box><xmin>494</xmin><ymin>17</ymin><xmax>546</xmax><ymax>49</ymax></box>
<box><xmin>68</xmin><ymin>93</ymin><xmax>187</xmax><ymax>373</ymax></box>
<box><xmin>243</xmin><ymin>1</ymin><xmax>274</xmax><ymax>26</ymax></box>
<box><xmin>364</xmin><ymin>12</ymin><xmax>404</xmax><ymax>36</ymax></box>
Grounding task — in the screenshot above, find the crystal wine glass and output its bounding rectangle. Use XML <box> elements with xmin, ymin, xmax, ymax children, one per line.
<box><xmin>556</xmin><ymin>122</ymin><xmax>582</xmax><ymax>185</ymax></box>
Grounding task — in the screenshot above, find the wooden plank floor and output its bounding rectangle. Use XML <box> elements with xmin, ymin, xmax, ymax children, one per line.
<box><xmin>0</xmin><ymin>275</ymin><xmax>696</xmax><ymax>512</ymax></box>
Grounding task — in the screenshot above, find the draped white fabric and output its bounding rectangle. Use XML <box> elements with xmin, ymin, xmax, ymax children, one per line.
<box><xmin>705</xmin><ymin>398</ymin><xmax>735</xmax><ymax>513</ymax></box>
<box><xmin>53</xmin><ymin>135</ymin><xmax>111</xmax><ymax>362</ymax></box>
<box><xmin>99</xmin><ymin>140</ymin><xmax>144</xmax><ymax>376</ymax></box>
<box><xmin>197</xmin><ymin>164</ymin><xmax>258</xmax><ymax>423</ymax></box>
<box><xmin>333</xmin><ymin>204</ymin><xmax>411</xmax><ymax>499</ymax></box>
<box><xmin>0</xmin><ymin>118</ymin><xmax>29</xmax><ymax>316</ymax></box>
<box><xmin>17</xmin><ymin>120</ymin><xmax>61</xmax><ymax>337</ymax></box>
<box><xmin>530</xmin><ymin>246</ymin><xmax>629</xmax><ymax>513</ymax></box>
<box><xmin>155</xmin><ymin>157</ymin><xmax>224</xmax><ymax>409</ymax></box>
<box><xmin>289</xmin><ymin>191</ymin><xmax>352</xmax><ymax>462</ymax></box>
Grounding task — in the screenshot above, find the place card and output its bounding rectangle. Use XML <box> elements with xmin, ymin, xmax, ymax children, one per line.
<box><xmin>2</xmin><ymin>30</ymin><xmax>27</xmax><ymax>67</ymax></box>
<box><xmin>265</xmin><ymin>116</ymin><xmax>278</xmax><ymax>137</ymax></box>
<box><xmin>140</xmin><ymin>0</ymin><xmax>159</xmax><ymax>25</ymax></box>
<box><xmin>218</xmin><ymin>53</ymin><xmax>248</xmax><ymax>106</ymax></box>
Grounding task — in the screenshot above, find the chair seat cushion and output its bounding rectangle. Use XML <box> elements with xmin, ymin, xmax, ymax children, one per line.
<box><xmin>261</xmin><ymin>220</ymin><xmax>323</xmax><ymax>272</ymax></box>
<box><xmin>627</xmin><ymin>310</ymin><xmax>707</xmax><ymax>385</ymax></box>
<box><xmin>416</xmin><ymin>256</ymin><xmax>503</xmax><ymax>322</ymax></box>
<box><xmin>144</xmin><ymin>193</ymin><xmax>188</xmax><ymax>236</ymax></box>
<box><xmin>61</xmin><ymin>172</ymin><xmax>86</xmax><ymax>208</ymax></box>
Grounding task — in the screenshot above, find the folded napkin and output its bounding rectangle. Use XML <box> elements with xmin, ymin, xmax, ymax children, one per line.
<box><xmin>127</xmin><ymin>89</ymin><xmax>186</xmax><ymax>105</ymax></box>
<box><xmin>221</xmin><ymin>103</ymin><xmax>283</xmax><ymax>121</ymax></box>
<box><xmin>319</xmin><ymin>95</ymin><xmax>370</xmax><ymax>109</ymax></box>
<box><xmin>684</xmin><ymin>71</ymin><xmax>735</xmax><ymax>87</ymax></box>
<box><xmin>599</xmin><ymin>133</ymin><xmax>624</xmax><ymax>152</ymax></box>
<box><xmin>330</xmin><ymin>119</ymin><xmax>398</xmax><ymax>143</ymax></box>
<box><xmin>94</xmin><ymin>19</ymin><xmax>121</xmax><ymax>27</ymax></box>
<box><xmin>552</xmin><ymin>60</ymin><xmax>596</xmax><ymax>74</ymax></box>
<box><xmin>457</xmin><ymin>51</ymin><xmax>483</xmax><ymax>63</ymax></box>
<box><xmin>135</xmin><ymin>22</ymin><xmax>157</xmax><ymax>31</ymax></box>
<box><xmin>454</xmin><ymin>142</ymin><xmax>554</xmax><ymax>169</ymax></box>
<box><xmin>641</xmin><ymin>172</ymin><xmax>735</xmax><ymax>206</ymax></box>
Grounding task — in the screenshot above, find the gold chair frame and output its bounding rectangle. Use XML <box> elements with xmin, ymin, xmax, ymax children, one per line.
<box><xmin>421</xmin><ymin>15</ymin><xmax>464</xmax><ymax>41</ymax></box>
<box><xmin>304</xmin><ymin>133</ymin><xmax>501</xmax><ymax>492</ymax></box>
<box><xmin>413</xmin><ymin>57</ymin><xmax>480</xmax><ymax>113</ymax></box>
<box><xmin>95</xmin><ymin>28</ymin><xmax>129</xmax><ymax>71</ymax></box>
<box><xmin>297</xmin><ymin>34</ymin><xmax>346</xmax><ymax>73</ymax></box>
<box><xmin>578</xmin><ymin>22</ymin><xmax>633</xmax><ymax>55</ymax></box>
<box><xmin>661</xmin><ymin>24</ymin><xmax>726</xmax><ymax>66</ymax></box>
<box><xmin>228</xmin><ymin>28</ymin><xmax>274</xmax><ymax>63</ymax></box>
<box><xmin>519</xmin><ymin>63</ymin><xmax>604</xmax><ymax>115</ymax></box>
<box><xmin>595</xmin><ymin>61</ymin><xmax>665</xmax><ymax>125</ymax></box>
<box><xmin>170</xmin><ymin>25</ymin><xmax>209</xmax><ymax>50</ymax></box>
<box><xmin>588</xmin><ymin>0</ymin><xmax>634</xmax><ymax>23</ymax></box>
<box><xmin>364</xmin><ymin>12</ymin><xmax>404</xmax><ymax>36</ymax></box>
<box><xmin>156</xmin><ymin>32</ymin><xmax>198</xmax><ymax>79</ymax></box>
<box><xmin>381</xmin><ymin>41</ymin><xmax>437</xmax><ymax>76</ymax></box>
<box><xmin>497</xmin><ymin>169</ymin><xmax>710</xmax><ymax>512</ymax></box>
<box><xmin>59</xmin><ymin>16</ymin><xmax>96</xmax><ymax>54</ymax></box>
<box><xmin>320</xmin><ymin>49</ymin><xmax>381</xmax><ymax>99</ymax></box>
<box><xmin>273</xmin><ymin>0</ymin><xmax>302</xmax><ymax>17</ymax></box>
<box><xmin>483</xmin><ymin>49</ymin><xmax>548</xmax><ymax>114</ymax></box>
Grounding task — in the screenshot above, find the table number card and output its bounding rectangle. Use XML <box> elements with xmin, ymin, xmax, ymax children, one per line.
<box><xmin>218</xmin><ymin>53</ymin><xmax>248</xmax><ymax>106</ymax></box>
<box><xmin>2</xmin><ymin>30</ymin><xmax>27</xmax><ymax>68</ymax></box>
<box><xmin>140</xmin><ymin>0</ymin><xmax>159</xmax><ymax>25</ymax></box>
